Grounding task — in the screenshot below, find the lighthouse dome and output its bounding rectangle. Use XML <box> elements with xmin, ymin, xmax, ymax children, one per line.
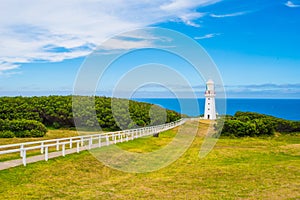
<box><xmin>206</xmin><ymin>79</ymin><xmax>214</xmax><ymax>84</ymax></box>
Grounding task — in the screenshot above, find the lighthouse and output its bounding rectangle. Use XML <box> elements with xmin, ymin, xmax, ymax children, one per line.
<box><xmin>204</xmin><ymin>79</ymin><xmax>216</xmax><ymax>120</ymax></box>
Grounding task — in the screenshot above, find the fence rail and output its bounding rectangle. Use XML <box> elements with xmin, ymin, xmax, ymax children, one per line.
<box><xmin>0</xmin><ymin>119</ymin><xmax>187</xmax><ymax>167</ymax></box>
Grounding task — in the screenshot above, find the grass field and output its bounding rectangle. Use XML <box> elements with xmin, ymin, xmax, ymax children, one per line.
<box><xmin>0</xmin><ymin>120</ymin><xmax>299</xmax><ymax>199</ymax></box>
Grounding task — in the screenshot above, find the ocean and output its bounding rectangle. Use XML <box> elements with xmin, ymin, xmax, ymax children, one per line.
<box><xmin>133</xmin><ymin>98</ymin><xmax>300</xmax><ymax>121</ymax></box>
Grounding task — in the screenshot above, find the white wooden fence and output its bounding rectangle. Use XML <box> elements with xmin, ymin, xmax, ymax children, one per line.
<box><xmin>0</xmin><ymin>119</ymin><xmax>186</xmax><ymax>167</ymax></box>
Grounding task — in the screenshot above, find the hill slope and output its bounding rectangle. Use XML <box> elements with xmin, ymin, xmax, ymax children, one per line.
<box><xmin>0</xmin><ymin>96</ymin><xmax>181</xmax><ymax>131</ymax></box>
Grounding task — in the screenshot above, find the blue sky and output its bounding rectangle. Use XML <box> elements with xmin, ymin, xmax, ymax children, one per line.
<box><xmin>0</xmin><ymin>0</ymin><xmax>300</xmax><ymax>98</ymax></box>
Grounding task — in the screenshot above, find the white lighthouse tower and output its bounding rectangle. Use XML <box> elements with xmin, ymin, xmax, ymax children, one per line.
<box><xmin>204</xmin><ymin>79</ymin><xmax>216</xmax><ymax>120</ymax></box>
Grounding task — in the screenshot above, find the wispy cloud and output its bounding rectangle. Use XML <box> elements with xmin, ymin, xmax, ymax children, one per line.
<box><xmin>100</xmin><ymin>38</ymin><xmax>154</xmax><ymax>51</ymax></box>
<box><xmin>179</xmin><ymin>12</ymin><xmax>205</xmax><ymax>27</ymax></box>
<box><xmin>0</xmin><ymin>0</ymin><xmax>223</xmax><ymax>75</ymax></box>
<box><xmin>96</xmin><ymin>83</ymin><xmax>300</xmax><ymax>98</ymax></box>
<box><xmin>160</xmin><ymin>0</ymin><xmax>221</xmax><ymax>27</ymax></box>
<box><xmin>0</xmin><ymin>62</ymin><xmax>20</xmax><ymax>76</ymax></box>
<box><xmin>160</xmin><ymin>0</ymin><xmax>221</xmax><ymax>11</ymax></box>
<box><xmin>285</xmin><ymin>1</ymin><xmax>300</xmax><ymax>7</ymax></box>
<box><xmin>227</xmin><ymin>83</ymin><xmax>300</xmax><ymax>90</ymax></box>
<box><xmin>194</xmin><ymin>33</ymin><xmax>221</xmax><ymax>40</ymax></box>
<box><xmin>210</xmin><ymin>11</ymin><xmax>248</xmax><ymax>18</ymax></box>
<box><xmin>224</xmin><ymin>83</ymin><xmax>300</xmax><ymax>98</ymax></box>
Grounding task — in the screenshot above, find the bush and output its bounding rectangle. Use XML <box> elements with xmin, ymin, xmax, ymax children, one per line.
<box><xmin>216</xmin><ymin>112</ymin><xmax>278</xmax><ymax>137</ymax></box>
<box><xmin>14</xmin><ymin>131</ymin><xmax>31</xmax><ymax>138</ymax></box>
<box><xmin>234</xmin><ymin>111</ymin><xmax>300</xmax><ymax>133</ymax></box>
<box><xmin>52</xmin><ymin>122</ymin><xmax>61</xmax><ymax>129</ymax></box>
<box><xmin>0</xmin><ymin>119</ymin><xmax>47</xmax><ymax>138</ymax></box>
<box><xmin>0</xmin><ymin>96</ymin><xmax>181</xmax><ymax>130</ymax></box>
<box><xmin>0</xmin><ymin>130</ymin><xmax>15</xmax><ymax>138</ymax></box>
<box><xmin>14</xmin><ymin>130</ymin><xmax>45</xmax><ymax>138</ymax></box>
<box><xmin>0</xmin><ymin>119</ymin><xmax>9</xmax><ymax>131</ymax></box>
<box><xmin>253</xmin><ymin>119</ymin><xmax>274</xmax><ymax>136</ymax></box>
<box><xmin>220</xmin><ymin>120</ymin><xmax>259</xmax><ymax>137</ymax></box>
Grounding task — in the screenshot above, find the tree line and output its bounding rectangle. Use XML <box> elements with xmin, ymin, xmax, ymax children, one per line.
<box><xmin>215</xmin><ymin>111</ymin><xmax>300</xmax><ymax>137</ymax></box>
<box><xmin>0</xmin><ymin>96</ymin><xmax>181</xmax><ymax>138</ymax></box>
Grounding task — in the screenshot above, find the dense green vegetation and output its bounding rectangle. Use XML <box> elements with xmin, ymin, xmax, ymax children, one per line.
<box><xmin>0</xmin><ymin>96</ymin><xmax>181</xmax><ymax>137</ymax></box>
<box><xmin>0</xmin><ymin>119</ymin><xmax>47</xmax><ymax>138</ymax></box>
<box><xmin>0</xmin><ymin>121</ymin><xmax>299</xmax><ymax>199</ymax></box>
<box><xmin>216</xmin><ymin>111</ymin><xmax>300</xmax><ymax>137</ymax></box>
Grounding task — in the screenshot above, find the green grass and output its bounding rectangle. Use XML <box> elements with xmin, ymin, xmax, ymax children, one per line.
<box><xmin>115</xmin><ymin>128</ymin><xmax>178</xmax><ymax>153</ymax></box>
<box><xmin>0</xmin><ymin>121</ymin><xmax>299</xmax><ymax>199</ymax></box>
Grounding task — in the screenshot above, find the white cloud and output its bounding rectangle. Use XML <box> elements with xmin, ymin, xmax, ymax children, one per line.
<box><xmin>0</xmin><ymin>0</ymin><xmax>222</xmax><ymax>75</ymax></box>
<box><xmin>160</xmin><ymin>0</ymin><xmax>220</xmax><ymax>11</ymax></box>
<box><xmin>210</xmin><ymin>11</ymin><xmax>248</xmax><ymax>18</ymax></box>
<box><xmin>285</xmin><ymin>1</ymin><xmax>300</xmax><ymax>7</ymax></box>
<box><xmin>224</xmin><ymin>83</ymin><xmax>300</xmax><ymax>98</ymax></box>
<box><xmin>101</xmin><ymin>38</ymin><xmax>154</xmax><ymax>51</ymax></box>
<box><xmin>0</xmin><ymin>62</ymin><xmax>20</xmax><ymax>76</ymax></box>
<box><xmin>0</xmin><ymin>62</ymin><xmax>19</xmax><ymax>71</ymax></box>
<box><xmin>179</xmin><ymin>12</ymin><xmax>205</xmax><ymax>27</ymax></box>
<box><xmin>194</xmin><ymin>33</ymin><xmax>221</xmax><ymax>40</ymax></box>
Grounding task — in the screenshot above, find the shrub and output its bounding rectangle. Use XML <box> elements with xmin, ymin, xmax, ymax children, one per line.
<box><xmin>234</xmin><ymin>111</ymin><xmax>300</xmax><ymax>133</ymax></box>
<box><xmin>136</xmin><ymin>120</ymin><xmax>146</xmax><ymax>127</ymax></box>
<box><xmin>0</xmin><ymin>130</ymin><xmax>15</xmax><ymax>138</ymax></box>
<box><xmin>217</xmin><ymin>112</ymin><xmax>278</xmax><ymax>137</ymax></box>
<box><xmin>30</xmin><ymin>130</ymin><xmax>45</xmax><ymax>137</ymax></box>
<box><xmin>0</xmin><ymin>96</ymin><xmax>181</xmax><ymax>130</ymax></box>
<box><xmin>0</xmin><ymin>119</ymin><xmax>9</xmax><ymax>131</ymax></box>
<box><xmin>253</xmin><ymin>119</ymin><xmax>274</xmax><ymax>136</ymax></box>
<box><xmin>0</xmin><ymin>119</ymin><xmax>47</xmax><ymax>138</ymax></box>
<box><xmin>220</xmin><ymin>120</ymin><xmax>259</xmax><ymax>137</ymax></box>
<box><xmin>14</xmin><ymin>131</ymin><xmax>31</xmax><ymax>138</ymax></box>
<box><xmin>52</xmin><ymin>122</ymin><xmax>61</xmax><ymax>129</ymax></box>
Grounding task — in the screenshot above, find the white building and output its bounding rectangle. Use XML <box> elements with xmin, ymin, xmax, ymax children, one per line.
<box><xmin>204</xmin><ymin>79</ymin><xmax>216</xmax><ymax>120</ymax></box>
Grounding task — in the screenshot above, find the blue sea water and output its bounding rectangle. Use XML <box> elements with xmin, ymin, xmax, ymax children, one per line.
<box><xmin>133</xmin><ymin>98</ymin><xmax>300</xmax><ymax>121</ymax></box>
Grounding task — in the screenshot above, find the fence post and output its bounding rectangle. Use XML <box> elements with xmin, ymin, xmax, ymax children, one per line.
<box><xmin>22</xmin><ymin>149</ymin><xmax>26</xmax><ymax>166</ymax></box>
<box><xmin>81</xmin><ymin>136</ymin><xmax>84</xmax><ymax>147</ymax></box>
<box><xmin>106</xmin><ymin>135</ymin><xmax>109</xmax><ymax>146</ymax></box>
<box><xmin>69</xmin><ymin>138</ymin><xmax>72</xmax><ymax>149</ymax></box>
<box><xmin>62</xmin><ymin>143</ymin><xmax>65</xmax><ymax>157</ymax></box>
<box><xmin>41</xmin><ymin>142</ymin><xmax>44</xmax><ymax>154</ymax></box>
<box><xmin>20</xmin><ymin>144</ymin><xmax>24</xmax><ymax>157</ymax></box>
<box><xmin>131</xmin><ymin>130</ymin><xmax>136</xmax><ymax>140</ymax></box>
<box><xmin>114</xmin><ymin>133</ymin><xmax>117</xmax><ymax>144</ymax></box>
<box><xmin>76</xmin><ymin>141</ymin><xmax>80</xmax><ymax>153</ymax></box>
<box><xmin>89</xmin><ymin>137</ymin><xmax>92</xmax><ymax>149</ymax></box>
<box><xmin>56</xmin><ymin>140</ymin><xmax>59</xmax><ymax>151</ymax></box>
<box><xmin>98</xmin><ymin>135</ymin><xmax>102</xmax><ymax>147</ymax></box>
<box><xmin>45</xmin><ymin>146</ymin><xmax>48</xmax><ymax>161</ymax></box>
